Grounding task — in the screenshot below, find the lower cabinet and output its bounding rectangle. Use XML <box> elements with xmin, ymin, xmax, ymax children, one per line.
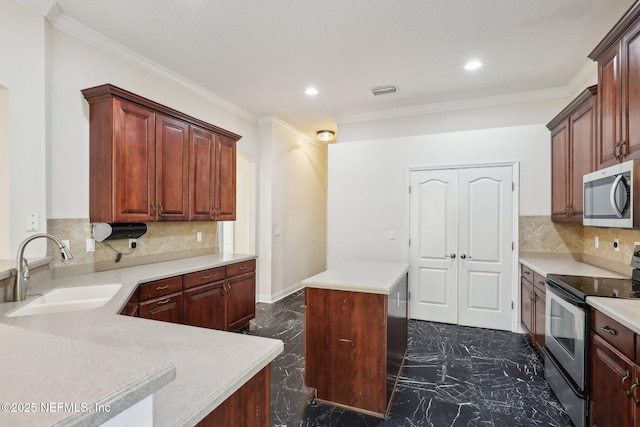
<box><xmin>120</xmin><ymin>259</ymin><xmax>256</xmax><ymax>332</ymax></box>
<box><xmin>520</xmin><ymin>264</ymin><xmax>546</xmax><ymax>357</ymax></box>
<box><xmin>590</xmin><ymin>308</ymin><xmax>640</xmax><ymax>427</ymax></box>
<box><xmin>196</xmin><ymin>364</ymin><xmax>270</xmax><ymax>427</ymax></box>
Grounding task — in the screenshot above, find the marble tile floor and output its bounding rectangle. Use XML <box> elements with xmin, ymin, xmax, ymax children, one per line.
<box><xmin>242</xmin><ymin>290</ymin><xmax>572</xmax><ymax>427</ymax></box>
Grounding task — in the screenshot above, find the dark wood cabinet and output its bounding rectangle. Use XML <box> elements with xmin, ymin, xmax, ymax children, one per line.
<box><xmin>155</xmin><ymin>114</ymin><xmax>190</xmax><ymax>221</ymax></box>
<box><xmin>82</xmin><ymin>84</ymin><xmax>240</xmax><ymax>223</ymax></box>
<box><xmin>590</xmin><ymin>3</ymin><xmax>640</xmax><ymax>168</ymax></box>
<box><xmin>589</xmin><ymin>308</ymin><xmax>640</xmax><ymax>427</ymax></box>
<box><xmin>547</xmin><ymin>86</ymin><xmax>597</xmax><ymax>222</ymax></box>
<box><xmin>520</xmin><ymin>264</ymin><xmax>545</xmax><ymax>358</ymax></box>
<box><xmin>139</xmin><ymin>292</ymin><xmax>184</xmax><ymax>323</ymax></box>
<box><xmin>304</xmin><ymin>273</ymin><xmax>408</xmax><ymax>417</ymax></box>
<box><xmin>196</xmin><ymin>364</ymin><xmax>270</xmax><ymax>427</ymax></box>
<box><xmin>183</xmin><ymin>282</ymin><xmax>225</xmax><ymax>330</ymax></box>
<box><xmin>120</xmin><ymin>260</ymin><xmax>256</xmax><ymax>332</ymax></box>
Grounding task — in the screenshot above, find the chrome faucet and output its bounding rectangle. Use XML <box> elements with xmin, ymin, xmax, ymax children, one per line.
<box><xmin>13</xmin><ymin>233</ymin><xmax>73</xmax><ymax>302</ymax></box>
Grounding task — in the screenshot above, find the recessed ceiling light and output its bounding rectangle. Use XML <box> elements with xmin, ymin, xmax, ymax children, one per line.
<box><xmin>464</xmin><ymin>60</ymin><xmax>483</xmax><ymax>71</ymax></box>
<box><xmin>305</xmin><ymin>87</ymin><xmax>319</xmax><ymax>96</ymax></box>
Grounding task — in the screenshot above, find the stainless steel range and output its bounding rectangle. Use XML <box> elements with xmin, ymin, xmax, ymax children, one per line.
<box><xmin>544</xmin><ymin>248</ymin><xmax>640</xmax><ymax>427</ymax></box>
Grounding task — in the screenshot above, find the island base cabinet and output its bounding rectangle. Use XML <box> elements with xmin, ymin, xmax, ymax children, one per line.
<box><xmin>305</xmin><ymin>282</ymin><xmax>407</xmax><ymax>417</ymax></box>
<box><xmin>197</xmin><ymin>364</ymin><xmax>270</xmax><ymax>427</ymax></box>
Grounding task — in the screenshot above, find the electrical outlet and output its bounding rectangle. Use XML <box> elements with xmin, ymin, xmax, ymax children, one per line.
<box><xmin>595</xmin><ymin>236</ymin><xmax>600</xmax><ymax>248</ymax></box>
<box><xmin>635</xmin><ymin>241</ymin><xmax>640</xmax><ymax>249</ymax></box>
<box><xmin>197</xmin><ymin>231</ymin><xmax>202</xmax><ymax>242</ymax></box>
<box><xmin>614</xmin><ymin>238</ymin><xmax>620</xmax><ymax>252</ymax></box>
<box><xmin>86</xmin><ymin>238</ymin><xmax>95</xmax><ymax>253</ymax></box>
<box><xmin>129</xmin><ymin>238</ymin><xmax>137</xmax><ymax>249</ymax></box>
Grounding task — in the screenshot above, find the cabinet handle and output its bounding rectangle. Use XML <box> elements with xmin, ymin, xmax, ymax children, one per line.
<box><xmin>158</xmin><ymin>203</ymin><xmax>163</xmax><ymax>214</ymax></box>
<box><xmin>623</xmin><ymin>370</ymin><xmax>631</xmax><ymax>395</ymax></box>
<box><xmin>239</xmin><ymin>266</ymin><xmax>247</xmax><ymax>270</ymax></box>
<box><xmin>523</xmin><ymin>271</ymin><xmax>531</xmax><ymax>276</ymax></box>
<box><xmin>630</xmin><ymin>380</ymin><xmax>640</xmax><ymax>404</ymax></box>
<box><xmin>156</xmin><ymin>285</ymin><xmax>170</xmax><ymax>291</ymax></box>
<box><xmin>151</xmin><ymin>202</ymin><xmax>156</xmax><ymax>215</ymax></box>
<box><xmin>529</xmin><ymin>291</ymin><xmax>535</xmax><ymax>301</ymax></box>
<box><xmin>338</xmin><ymin>338</ymin><xmax>352</xmax><ymax>343</ymax></box>
<box><xmin>225</xmin><ymin>283</ymin><xmax>231</xmax><ymax>295</ymax></box>
<box><xmin>538</xmin><ymin>281</ymin><xmax>545</xmax><ymax>287</ymax></box>
<box><xmin>602</xmin><ymin>325</ymin><xmax>618</xmax><ymax>336</ymax></box>
<box><xmin>201</xmin><ymin>275</ymin><xmax>212</xmax><ymax>280</ymax></box>
<box><xmin>157</xmin><ymin>298</ymin><xmax>170</xmax><ymax>305</ymax></box>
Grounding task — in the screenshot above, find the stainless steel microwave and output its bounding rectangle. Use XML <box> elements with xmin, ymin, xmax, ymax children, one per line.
<box><xmin>583</xmin><ymin>160</ymin><xmax>640</xmax><ymax>228</ymax></box>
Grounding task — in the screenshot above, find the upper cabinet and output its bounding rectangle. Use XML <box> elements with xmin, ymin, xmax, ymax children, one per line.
<box><xmin>82</xmin><ymin>84</ymin><xmax>241</xmax><ymax>223</ymax></box>
<box><xmin>547</xmin><ymin>86</ymin><xmax>597</xmax><ymax>223</ymax></box>
<box><xmin>589</xmin><ymin>2</ymin><xmax>640</xmax><ymax>168</ymax></box>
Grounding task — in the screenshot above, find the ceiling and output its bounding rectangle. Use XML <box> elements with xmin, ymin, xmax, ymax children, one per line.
<box><xmin>39</xmin><ymin>0</ymin><xmax>638</xmax><ymax>138</ymax></box>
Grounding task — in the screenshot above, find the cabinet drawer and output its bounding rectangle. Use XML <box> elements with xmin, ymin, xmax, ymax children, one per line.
<box><xmin>183</xmin><ymin>267</ymin><xmax>226</xmax><ymax>290</ymax></box>
<box><xmin>592</xmin><ymin>308</ymin><xmax>635</xmax><ymax>360</ymax></box>
<box><xmin>138</xmin><ymin>276</ymin><xmax>183</xmax><ymax>302</ymax></box>
<box><xmin>533</xmin><ymin>272</ymin><xmax>547</xmax><ymax>293</ymax></box>
<box><xmin>226</xmin><ymin>259</ymin><xmax>256</xmax><ymax>277</ymax></box>
<box><xmin>521</xmin><ymin>264</ymin><xmax>534</xmax><ymax>282</ymax></box>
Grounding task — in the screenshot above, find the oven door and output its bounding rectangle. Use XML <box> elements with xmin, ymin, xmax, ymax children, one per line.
<box><xmin>545</xmin><ymin>283</ymin><xmax>586</xmax><ymax>390</ymax></box>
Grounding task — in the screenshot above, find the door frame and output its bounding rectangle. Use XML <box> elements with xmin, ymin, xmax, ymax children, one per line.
<box><xmin>404</xmin><ymin>161</ymin><xmax>521</xmax><ymax>333</ymax></box>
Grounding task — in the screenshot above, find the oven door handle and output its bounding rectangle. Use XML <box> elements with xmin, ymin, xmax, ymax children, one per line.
<box><xmin>546</xmin><ymin>280</ymin><xmax>587</xmax><ymax>308</ymax></box>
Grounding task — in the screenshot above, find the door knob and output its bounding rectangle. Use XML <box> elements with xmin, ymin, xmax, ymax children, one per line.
<box><xmin>460</xmin><ymin>254</ymin><xmax>467</xmax><ymax>259</ymax></box>
<box><xmin>448</xmin><ymin>253</ymin><xmax>456</xmax><ymax>259</ymax></box>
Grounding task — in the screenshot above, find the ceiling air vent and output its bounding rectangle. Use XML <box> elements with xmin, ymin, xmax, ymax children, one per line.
<box><xmin>371</xmin><ymin>85</ymin><xmax>398</xmax><ymax>96</ymax></box>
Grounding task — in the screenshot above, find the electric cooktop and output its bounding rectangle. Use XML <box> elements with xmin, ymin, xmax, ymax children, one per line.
<box><xmin>547</xmin><ymin>274</ymin><xmax>639</xmax><ymax>300</ymax></box>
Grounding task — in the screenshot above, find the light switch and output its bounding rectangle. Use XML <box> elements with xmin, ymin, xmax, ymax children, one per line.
<box><xmin>86</xmin><ymin>239</ymin><xmax>95</xmax><ymax>253</ymax></box>
<box><xmin>388</xmin><ymin>229</ymin><xmax>397</xmax><ymax>240</ymax></box>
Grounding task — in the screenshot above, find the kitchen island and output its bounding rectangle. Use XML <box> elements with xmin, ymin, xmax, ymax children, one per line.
<box><xmin>302</xmin><ymin>261</ymin><xmax>409</xmax><ymax>417</ymax></box>
<box><xmin>0</xmin><ymin>253</ymin><xmax>283</xmax><ymax>427</ymax></box>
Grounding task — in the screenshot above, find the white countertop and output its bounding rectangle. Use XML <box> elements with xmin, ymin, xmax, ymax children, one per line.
<box><xmin>0</xmin><ymin>253</ymin><xmax>284</xmax><ymax>427</ymax></box>
<box><xmin>519</xmin><ymin>253</ymin><xmax>628</xmax><ymax>279</ymax></box>
<box><xmin>301</xmin><ymin>261</ymin><xmax>410</xmax><ymax>295</ymax></box>
<box><xmin>588</xmin><ymin>297</ymin><xmax>640</xmax><ymax>335</ymax></box>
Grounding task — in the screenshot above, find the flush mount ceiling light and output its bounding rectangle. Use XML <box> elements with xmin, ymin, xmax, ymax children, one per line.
<box><xmin>316</xmin><ymin>130</ymin><xmax>335</xmax><ymax>141</ymax></box>
<box><xmin>464</xmin><ymin>60</ymin><xmax>483</xmax><ymax>71</ymax></box>
<box><xmin>305</xmin><ymin>87</ymin><xmax>319</xmax><ymax>96</ymax></box>
<box><xmin>371</xmin><ymin>85</ymin><xmax>398</xmax><ymax>96</ymax></box>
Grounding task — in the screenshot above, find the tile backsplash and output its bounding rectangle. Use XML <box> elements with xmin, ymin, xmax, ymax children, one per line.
<box><xmin>47</xmin><ymin>219</ymin><xmax>219</xmax><ymax>277</ymax></box>
<box><xmin>519</xmin><ymin>216</ymin><xmax>583</xmax><ymax>254</ymax></box>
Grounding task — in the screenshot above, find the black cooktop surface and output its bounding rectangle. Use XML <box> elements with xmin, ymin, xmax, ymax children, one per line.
<box><xmin>548</xmin><ymin>274</ymin><xmax>640</xmax><ymax>299</ymax></box>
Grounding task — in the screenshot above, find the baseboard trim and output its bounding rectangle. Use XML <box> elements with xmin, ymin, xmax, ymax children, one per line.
<box><xmin>257</xmin><ymin>283</ymin><xmax>303</xmax><ymax>304</ymax></box>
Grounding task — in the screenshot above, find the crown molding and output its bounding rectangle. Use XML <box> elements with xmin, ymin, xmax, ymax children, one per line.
<box><xmin>16</xmin><ymin>0</ymin><xmax>258</xmax><ymax>124</ymax></box>
<box><xmin>258</xmin><ymin>116</ymin><xmax>319</xmax><ymax>145</ymax></box>
<box><xmin>334</xmin><ymin>87</ymin><xmax>571</xmax><ymax>125</ymax></box>
<box><xmin>566</xmin><ymin>60</ymin><xmax>598</xmax><ymax>99</ymax></box>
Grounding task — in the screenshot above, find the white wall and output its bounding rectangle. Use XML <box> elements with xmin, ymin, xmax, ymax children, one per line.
<box><xmin>0</xmin><ymin>88</ymin><xmax>9</xmax><ymax>259</ymax></box>
<box><xmin>0</xmin><ymin>0</ymin><xmax>48</xmax><ymax>258</ymax></box>
<box><xmin>327</xmin><ymin>124</ymin><xmax>550</xmax><ymax>267</ymax></box>
<box><xmin>257</xmin><ymin>118</ymin><xmax>328</xmax><ymax>302</ymax></box>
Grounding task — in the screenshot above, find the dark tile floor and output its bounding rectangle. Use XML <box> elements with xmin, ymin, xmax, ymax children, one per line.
<box><xmin>242</xmin><ymin>290</ymin><xmax>573</xmax><ymax>427</ymax></box>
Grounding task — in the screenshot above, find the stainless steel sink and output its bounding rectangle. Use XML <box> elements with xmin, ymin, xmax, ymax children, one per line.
<box><xmin>6</xmin><ymin>284</ymin><xmax>122</xmax><ymax>317</ymax></box>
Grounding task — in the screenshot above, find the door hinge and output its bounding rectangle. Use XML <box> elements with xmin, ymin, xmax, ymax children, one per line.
<box><xmin>408</xmin><ymin>239</ymin><xmax>411</xmax><ymax>247</ymax></box>
<box><xmin>511</xmin><ymin>301</ymin><xmax>514</xmax><ymax>310</ymax></box>
<box><xmin>408</xmin><ymin>291</ymin><xmax>411</xmax><ymax>300</ymax></box>
<box><xmin>409</xmin><ymin>185</ymin><xmax>412</xmax><ymax>194</ymax></box>
<box><xmin>512</xmin><ymin>242</ymin><xmax>514</xmax><ymax>250</ymax></box>
<box><xmin>512</xmin><ymin>182</ymin><xmax>515</xmax><ymax>191</ymax></box>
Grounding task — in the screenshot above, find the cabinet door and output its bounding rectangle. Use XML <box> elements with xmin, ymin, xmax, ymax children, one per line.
<box><xmin>569</xmin><ymin>98</ymin><xmax>596</xmax><ymax>219</ymax></box>
<box><xmin>590</xmin><ymin>332</ymin><xmax>634</xmax><ymax>427</ymax></box>
<box><xmin>215</xmin><ymin>134</ymin><xmax>237</xmax><ymax>221</ymax></box>
<box><xmin>550</xmin><ymin>123</ymin><xmax>570</xmax><ymax>219</ymax></box>
<box><xmin>113</xmin><ymin>98</ymin><xmax>156</xmax><ymax>222</ymax></box>
<box><xmin>119</xmin><ymin>292</ymin><xmax>139</xmax><ymax>317</ymax></box>
<box><xmin>156</xmin><ymin>114</ymin><xmax>189</xmax><ymax>221</ymax></box>
<box><xmin>623</xmin><ymin>18</ymin><xmax>640</xmax><ymax>161</ymax></box>
<box><xmin>189</xmin><ymin>126</ymin><xmax>216</xmax><ymax>220</ymax></box>
<box><xmin>598</xmin><ymin>43</ymin><xmax>623</xmax><ymax>168</ymax></box>
<box><xmin>533</xmin><ymin>286</ymin><xmax>545</xmax><ymax>357</ymax></box>
<box><xmin>139</xmin><ymin>292</ymin><xmax>183</xmax><ymax>324</ymax></box>
<box><xmin>520</xmin><ymin>277</ymin><xmax>534</xmax><ymax>337</ymax></box>
<box><xmin>184</xmin><ymin>281</ymin><xmax>224</xmax><ymax>330</ymax></box>
<box><xmin>224</xmin><ymin>271</ymin><xmax>255</xmax><ymax>331</ymax></box>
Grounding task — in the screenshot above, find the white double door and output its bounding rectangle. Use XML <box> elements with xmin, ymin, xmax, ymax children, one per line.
<box><xmin>409</xmin><ymin>165</ymin><xmax>514</xmax><ymax>331</ymax></box>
